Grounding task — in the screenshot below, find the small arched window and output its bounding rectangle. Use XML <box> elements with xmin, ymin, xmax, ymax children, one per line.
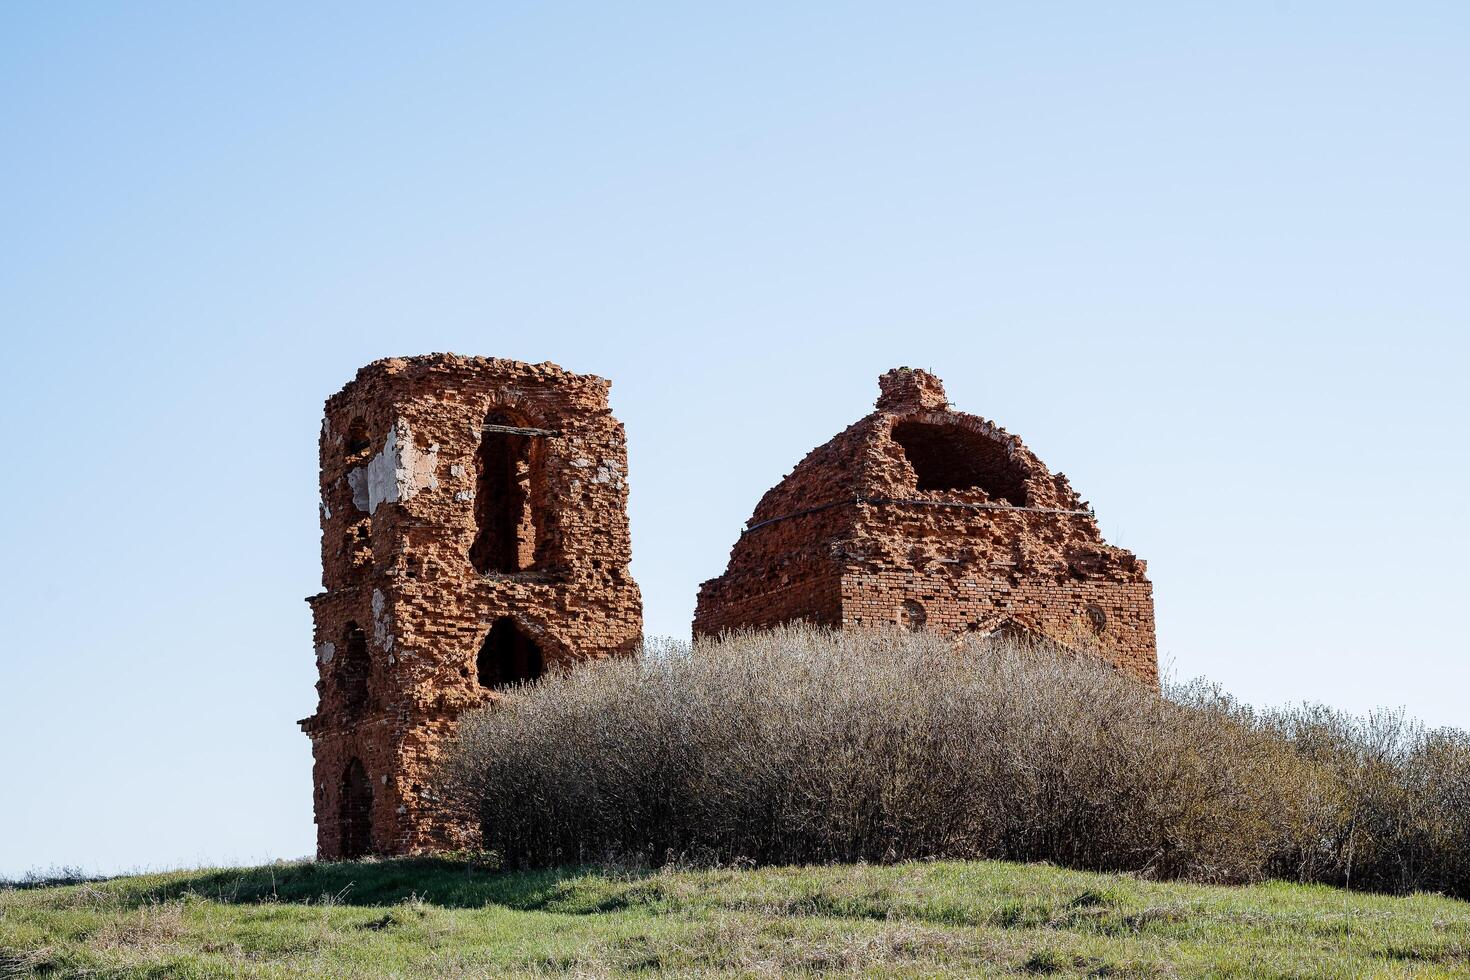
<box><xmin>345</xmin><ymin>418</ymin><xmax>372</xmax><ymax>460</ymax></box>
<box><xmin>975</xmin><ymin>618</ymin><xmax>1049</xmax><ymax>649</ymax></box>
<box><xmin>339</xmin><ymin>757</ymin><xmax>373</xmax><ymax>859</ymax></box>
<box><xmin>477</xmin><ymin>617</ymin><xmax>544</xmax><ymax>689</ymax></box>
<box><xmin>338</xmin><ymin>622</ymin><xmax>370</xmax><ymax>717</ymax></box>
<box><xmin>891</xmin><ymin>420</ymin><xmax>1029</xmax><ymax>506</ymax></box>
<box><xmin>470</xmin><ymin>412</ymin><xmax>546</xmax><ymax>574</ymax></box>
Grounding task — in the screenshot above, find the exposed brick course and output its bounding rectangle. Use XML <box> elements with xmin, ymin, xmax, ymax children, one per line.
<box><xmin>694</xmin><ymin>368</ymin><xmax>1157</xmax><ymax>683</ymax></box>
<box><xmin>301</xmin><ymin>354</ymin><xmax>642</xmax><ymax>859</ymax></box>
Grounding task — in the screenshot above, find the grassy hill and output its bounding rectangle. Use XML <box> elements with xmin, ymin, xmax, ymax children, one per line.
<box><xmin>4</xmin><ymin>858</ymin><xmax>1469</xmax><ymax>977</ymax></box>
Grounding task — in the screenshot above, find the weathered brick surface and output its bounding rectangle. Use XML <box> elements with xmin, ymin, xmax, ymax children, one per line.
<box><xmin>301</xmin><ymin>355</ymin><xmax>642</xmax><ymax>859</ymax></box>
<box><xmin>695</xmin><ymin>368</ymin><xmax>1157</xmax><ymax>683</ymax></box>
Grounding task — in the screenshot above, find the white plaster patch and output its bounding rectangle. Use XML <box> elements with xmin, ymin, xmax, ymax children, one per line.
<box><xmin>347</xmin><ymin>469</ymin><xmax>370</xmax><ymax>513</ymax></box>
<box><xmin>454</xmin><ymin>490</ymin><xmax>472</xmax><ymax>502</ymax></box>
<box><xmin>319</xmin><ymin>496</ymin><xmax>332</xmax><ymax>521</ymax></box>
<box><xmin>449</xmin><ymin>464</ymin><xmax>464</xmax><ymax>478</ymax></box>
<box><xmin>571</xmin><ymin>457</ymin><xmax>594</xmax><ymax>469</ymax></box>
<box><xmin>353</xmin><ymin>419</ymin><xmax>440</xmax><ymax>514</ymax></box>
<box><xmin>316</xmin><ymin>642</ymin><xmax>335</xmax><ymax>665</ymax></box>
<box><xmin>372</xmin><ymin>587</ymin><xmax>395</xmax><ymax>652</ymax></box>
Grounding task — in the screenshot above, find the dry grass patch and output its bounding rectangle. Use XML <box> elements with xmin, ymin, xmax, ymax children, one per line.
<box><xmin>4</xmin><ymin>858</ymin><xmax>1469</xmax><ymax>977</ymax></box>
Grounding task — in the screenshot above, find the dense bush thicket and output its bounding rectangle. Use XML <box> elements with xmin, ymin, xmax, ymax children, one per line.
<box><xmin>443</xmin><ymin>626</ymin><xmax>1470</xmax><ymax>898</ymax></box>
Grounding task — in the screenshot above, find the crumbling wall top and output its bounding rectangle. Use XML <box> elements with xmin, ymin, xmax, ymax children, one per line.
<box><xmin>876</xmin><ymin>367</ymin><xmax>948</xmax><ymax>414</ymax></box>
<box><xmin>326</xmin><ymin>353</ymin><xmax>613</xmax><ymax>411</ymax></box>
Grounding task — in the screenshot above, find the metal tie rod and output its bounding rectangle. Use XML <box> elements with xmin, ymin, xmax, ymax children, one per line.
<box><xmin>482</xmin><ymin>424</ymin><xmax>559</xmax><ymax>437</ymax></box>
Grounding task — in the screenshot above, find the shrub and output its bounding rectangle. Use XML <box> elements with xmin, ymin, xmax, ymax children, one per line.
<box><xmin>442</xmin><ymin>625</ymin><xmax>1470</xmax><ymax>898</ymax></box>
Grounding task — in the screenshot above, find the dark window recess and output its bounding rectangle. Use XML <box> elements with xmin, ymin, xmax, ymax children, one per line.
<box><xmin>339</xmin><ymin>622</ymin><xmax>370</xmax><ymax>717</ymax></box>
<box><xmin>339</xmin><ymin>757</ymin><xmax>373</xmax><ymax>859</ymax></box>
<box><xmin>900</xmin><ymin>599</ymin><xmax>928</xmax><ymax>631</ymax></box>
<box><xmin>345</xmin><ymin>418</ymin><xmax>372</xmax><ymax>459</ymax></box>
<box><xmin>470</xmin><ymin>412</ymin><xmax>544</xmax><ymax>573</ymax></box>
<box><xmin>476</xmin><ymin>617</ymin><xmax>544</xmax><ymax>688</ymax></box>
<box><xmin>1085</xmin><ymin>604</ymin><xmax>1108</xmax><ymax>632</ymax></box>
<box><xmin>891</xmin><ymin>420</ymin><xmax>1029</xmax><ymax>505</ymax></box>
<box><xmin>990</xmin><ymin>619</ymin><xmax>1044</xmax><ymax>646</ymax></box>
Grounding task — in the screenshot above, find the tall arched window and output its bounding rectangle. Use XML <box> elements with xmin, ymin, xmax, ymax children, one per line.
<box><xmin>476</xmin><ymin>617</ymin><xmax>544</xmax><ymax>688</ymax></box>
<box><xmin>339</xmin><ymin>757</ymin><xmax>373</xmax><ymax>859</ymax></box>
<box><xmin>338</xmin><ymin>622</ymin><xmax>370</xmax><ymax>718</ymax></box>
<box><xmin>342</xmin><ymin>418</ymin><xmax>374</xmax><ymax>572</ymax></box>
<box><xmin>891</xmin><ymin>420</ymin><xmax>1029</xmax><ymax>506</ymax></box>
<box><xmin>470</xmin><ymin>412</ymin><xmax>545</xmax><ymax>573</ymax></box>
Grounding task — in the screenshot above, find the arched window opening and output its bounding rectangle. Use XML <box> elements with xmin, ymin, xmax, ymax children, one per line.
<box><xmin>891</xmin><ymin>420</ymin><xmax>1029</xmax><ymax>505</ymax></box>
<box><xmin>470</xmin><ymin>412</ymin><xmax>545</xmax><ymax>574</ymax></box>
<box><xmin>974</xmin><ymin>618</ymin><xmax>1052</xmax><ymax>650</ymax></box>
<box><xmin>476</xmin><ymin>617</ymin><xmax>544</xmax><ymax>689</ymax></box>
<box><xmin>345</xmin><ymin>418</ymin><xmax>372</xmax><ymax>460</ymax></box>
<box><xmin>991</xmin><ymin>619</ymin><xmax>1034</xmax><ymax>643</ymax></box>
<box><xmin>338</xmin><ymin>622</ymin><xmax>370</xmax><ymax>717</ymax></box>
<box><xmin>339</xmin><ymin>757</ymin><xmax>373</xmax><ymax>859</ymax></box>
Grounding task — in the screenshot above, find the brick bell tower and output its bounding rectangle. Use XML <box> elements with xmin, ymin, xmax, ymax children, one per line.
<box><xmin>300</xmin><ymin>354</ymin><xmax>642</xmax><ymax>859</ymax></box>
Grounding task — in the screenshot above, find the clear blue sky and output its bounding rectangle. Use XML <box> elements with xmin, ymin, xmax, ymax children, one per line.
<box><xmin>2</xmin><ymin>2</ymin><xmax>1466</xmax><ymax>878</ymax></box>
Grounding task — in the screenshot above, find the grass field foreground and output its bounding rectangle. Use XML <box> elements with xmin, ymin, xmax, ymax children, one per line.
<box><xmin>4</xmin><ymin>858</ymin><xmax>1470</xmax><ymax>977</ymax></box>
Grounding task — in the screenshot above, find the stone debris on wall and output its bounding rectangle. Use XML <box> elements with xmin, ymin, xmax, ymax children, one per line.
<box><xmin>693</xmin><ymin>367</ymin><xmax>1158</xmax><ymax>683</ymax></box>
<box><xmin>300</xmin><ymin>354</ymin><xmax>643</xmax><ymax>860</ymax></box>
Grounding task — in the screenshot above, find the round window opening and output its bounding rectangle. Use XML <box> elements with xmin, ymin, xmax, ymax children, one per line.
<box><xmin>900</xmin><ymin>600</ymin><xmax>928</xmax><ymax>632</ymax></box>
<box><xmin>1084</xmin><ymin>604</ymin><xmax>1108</xmax><ymax>633</ymax></box>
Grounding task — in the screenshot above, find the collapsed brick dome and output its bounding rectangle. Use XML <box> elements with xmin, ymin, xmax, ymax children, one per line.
<box><xmin>693</xmin><ymin>368</ymin><xmax>1158</xmax><ymax>682</ymax></box>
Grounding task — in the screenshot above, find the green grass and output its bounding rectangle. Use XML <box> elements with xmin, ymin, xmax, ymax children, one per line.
<box><xmin>4</xmin><ymin>858</ymin><xmax>1469</xmax><ymax>978</ymax></box>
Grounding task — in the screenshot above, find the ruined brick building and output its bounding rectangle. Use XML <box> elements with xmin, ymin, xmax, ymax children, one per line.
<box><xmin>303</xmin><ymin>357</ymin><xmax>1157</xmax><ymax>858</ymax></box>
<box><xmin>695</xmin><ymin>368</ymin><xmax>1157</xmax><ymax>682</ymax></box>
<box><xmin>301</xmin><ymin>355</ymin><xmax>641</xmax><ymax>859</ymax></box>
